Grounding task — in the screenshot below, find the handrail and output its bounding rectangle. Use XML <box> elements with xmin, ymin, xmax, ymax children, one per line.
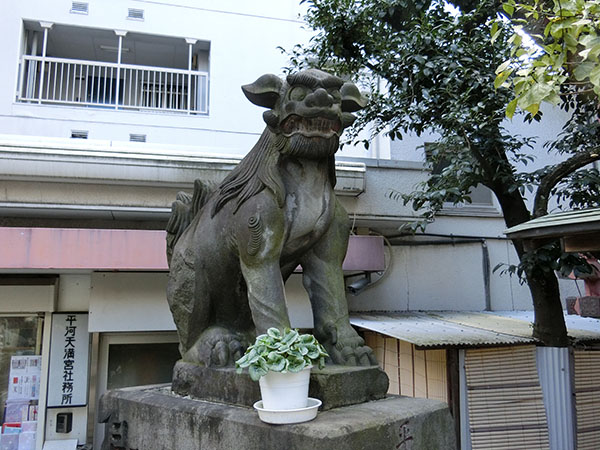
<box><xmin>17</xmin><ymin>55</ymin><xmax>209</xmax><ymax>114</ymax></box>
<box><xmin>21</xmin><ymin>54</ymin><xmax>209</xmax><ymax>78</ymax></box>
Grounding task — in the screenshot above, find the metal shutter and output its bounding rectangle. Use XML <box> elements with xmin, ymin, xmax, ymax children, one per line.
<box><xmin>574</xmin><ymin>349</ymin><xmax>600</xmax><ymax>449</ymax></box>
<box><xmin>465</xmin><ymin>346</ymin><xmax>550</xmax><ymax>449</ymax></box>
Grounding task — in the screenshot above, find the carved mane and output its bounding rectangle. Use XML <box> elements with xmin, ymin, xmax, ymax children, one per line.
<box><xmin>211</xmin><ymin>129</ymin><xmax>286</xmax><ymax>217</ymax></box>
<box><xmin>211</xmin><ymin>128</ymin><xmax>337</xmax><ymax>217</ymax></box>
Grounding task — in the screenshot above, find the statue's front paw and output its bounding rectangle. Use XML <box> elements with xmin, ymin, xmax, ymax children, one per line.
<box><xmin>183</xmin><ymin>327</ymin><xmax>246</xmax><ymax>367</ymax></box>
<box><xmin>318</xmin><ymin>322</ymin><xmax>378</xmax><ymax>366</ymax></box>
<box><xmin>209</xmin><ymin>337</ymin><xmax>245</xmax><ymax>367</ymax></box>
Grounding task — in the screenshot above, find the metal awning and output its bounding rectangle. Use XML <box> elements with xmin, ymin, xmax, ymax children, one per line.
<box><xmin>504</xmin><ymin>208</ymin><xmax>600</xmax><ymax>239</ymax></box>
<box><xmin>349</xmin><ymin>311</ymin><xmax>600</xmax><ymax>348</ymax></box>
<box><xmin>504</xmin><ymin>208</ymin><xmax>600</xmax><ymax>251</ymax></box>
<box><xmin>0</xmin><ymin>227</ymin><xmax>384</xmax><ymax>272</ymax></box>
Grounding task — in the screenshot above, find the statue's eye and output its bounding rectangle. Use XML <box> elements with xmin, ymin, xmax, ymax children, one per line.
<box><xmin>328</xmin><ymin>88</ymin><xmax>341</xmax><ymax>101</ymax></box>
<box><xmin>289</xmin><ymin>86</ymin><xmax>308</xmax><ymax>101</ymax></box>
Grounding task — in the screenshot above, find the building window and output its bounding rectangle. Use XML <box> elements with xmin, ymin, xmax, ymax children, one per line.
<box><xmin>129</xmin><ymin>133</ymin><xmax>146</xmax><ymax>143</ymax></box>
<box><xmin>424</xmin><ymin>143</ymin><xmax>497</xmax><ymax>214</ymax></box>
<box><xmin>70</xmin><ymin>130</ymin><xmax>88</xmax><ymax>139</ymax></box>
<box><xmin>127</xmin><ymin>8</ymin><xmax>144</xmax><ymax>21</ymax></box>
<box><xmin>17</xmin><ymin>23</ymin><xmax>209</xmax><ymax>114</ymax></box>
<box><xmin>70</xmin><ymin>2</ymin><xmax>89</xmax><ymax>15</ymax></box>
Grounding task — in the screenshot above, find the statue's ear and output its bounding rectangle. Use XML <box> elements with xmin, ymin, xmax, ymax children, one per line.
<box><xmin>340</xmin><ymin>82</ymin><xmax>367</xmax><ymax>112</ymax></box>
<box><xmin>241</xmin><ymin>74</ymin><xmax>283</xmax><ymax>109</ymax></box>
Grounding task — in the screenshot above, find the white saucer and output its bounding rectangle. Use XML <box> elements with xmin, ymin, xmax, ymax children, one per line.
<box><xmin>253</xmin><ymin>397</ymin><xmax>322</xmax><ymax>424</ymax></box>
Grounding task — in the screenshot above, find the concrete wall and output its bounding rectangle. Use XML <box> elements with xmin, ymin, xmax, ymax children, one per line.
<box><xmin>347</xmin><ymin>235</ymin><xmax>583</xmax><ymax>313</ymax></box>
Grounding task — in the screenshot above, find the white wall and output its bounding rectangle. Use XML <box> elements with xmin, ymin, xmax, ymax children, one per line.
<box><xmin>62</xmin><ymin>271</ymin><xmax>313</xmax><ymax>332</ymax></box>
<box><xmin>58</xmin><ymin>275</ymin><xmax>90</xmax><ymax>312</ymax></box>
<box><xmin>0</xmin><ymin>0</ymin><xmax>312</xmax><ymax>154</ymax></box>
<box><xmin>347</xmin><ymin>233</ymin><xmax>584</xmax><ymax>313</ymax></box>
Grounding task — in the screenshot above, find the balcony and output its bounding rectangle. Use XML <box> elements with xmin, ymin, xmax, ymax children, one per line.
<box><xmin>17</xmin><ymin>56</ymin><xmax>208</xmax><ymax>114</ymax></box>
<box><xmin>17</xmin><ymin>23</ymin><xmax>209</xmax><ymax>114</ymax></box>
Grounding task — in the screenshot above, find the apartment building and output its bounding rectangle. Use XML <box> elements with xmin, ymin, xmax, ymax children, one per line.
<box><xmin>0</xmin><ymin>1</ymin><xmax>594</xmax><ymax>449</ymax></box>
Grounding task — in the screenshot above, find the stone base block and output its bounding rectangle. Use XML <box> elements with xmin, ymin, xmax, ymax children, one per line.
<box><xmin>100</xmin><ymin>385</ymin><xmax>457</xmax><ymax>450</ymax></box>
<box><xmin>172</xmin><ymin>361</ymin><xmax>388</xmax><ymax>410</ymax></box>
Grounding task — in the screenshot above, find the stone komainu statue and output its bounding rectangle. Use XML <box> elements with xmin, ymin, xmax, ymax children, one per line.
<box><xmin>166</xmin><ymin>69</ymin><xmax>377</xmax><ymax>367</ymax></box>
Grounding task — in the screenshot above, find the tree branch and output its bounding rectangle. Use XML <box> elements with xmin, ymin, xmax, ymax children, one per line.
<box><xmin>533</xmin><ymin>147</ymin><xmax>600</xmax><ymax>217</ymax></box>
<box><xmin>460</xmin><ymin>129</ymin><xmax>496</xmax><ymax>182</ymax></box>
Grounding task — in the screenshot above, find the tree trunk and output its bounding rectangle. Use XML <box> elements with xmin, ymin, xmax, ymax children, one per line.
<box><xmin>511</xmin><ymin>239</ymin><xmax>570</xmax><ymax>346</ymax></box>
<box><xmin>493</xmin><ymin>189</ymin><xmax>569</xmax><ymax>347</ymax></box>
<box><xmin>526</xmin><ymin>267</ymin><xmax>570</xmax><ymax>346</ymax></box>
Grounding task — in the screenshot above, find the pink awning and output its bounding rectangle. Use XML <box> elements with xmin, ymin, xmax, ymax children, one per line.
<box><xmin>0</xmin><ymin>227</ymin><xmax>384</xmax><ymax>271</ymax></box>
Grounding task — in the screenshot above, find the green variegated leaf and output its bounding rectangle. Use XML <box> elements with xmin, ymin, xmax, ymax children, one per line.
<box><xmin>237</xmin><ymin>328</ymin><xmax>327</xmax><ymax>379</ymax></box>
<box><xmin>281</xmin><ymin>328</ymin><xmax>299</xmax><ymax>346</ymax></box>
<box><xmin>305</xmin><ymin>344</ymin><xmax>320</xmax><ymax>359</ymax></box>
<box><xmin>288</xmin><ymin>349</ymin><xmax>304</xmax><ymax>358</ymax></box>
<box><xmin>267</xmin><ymin>328</ymin><xmax>281</xmax><ymax>339</ymax></box>
<box><xmin>235</xmin><ymin>352</ymin><xmax>250</xmax><ymax>368</ymax></box>
<box><xmin>299</xmin><ymin>334</ymin><xmax>315</xmax><ymax>344</ymax></box>
<box><xmin>266</xmin><ymin>352</ymin><xmax>287</xmax><ymax>372</ymax></box>
<box><xmin>317</xmin><ymin>356</ymin><xmax>326</xmax><ymax>370</ymax></box>
<box><xmin>287</xmin><ymin>356</ymin><xmax>307</xmax><ymax>373</ymax></box>
<box><xmin>249</xmin><ymin>362</ymin><xmax>269</xmax><ymax>381</ymax></box>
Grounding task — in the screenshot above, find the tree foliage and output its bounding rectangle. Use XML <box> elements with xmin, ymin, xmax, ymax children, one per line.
<box><xmin>494</xmin><ymin>0</ymin><xmax>600</xmax><ymax>117</ymax></box>
<box><xmin>290</xmin><ymin>0</ymin><xmax>600</xmax><ymax>345</ymax></box>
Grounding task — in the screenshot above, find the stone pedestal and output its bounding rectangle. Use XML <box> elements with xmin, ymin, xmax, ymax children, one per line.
<box><xmin>100</xmin><ymin>384</ymin><xmax>457</xmax><ymax>450</ymax></box>
<box><xmin>172</xmin><ymin>361</ymin><xmax>389</xmax><ymax>410</ymax></box>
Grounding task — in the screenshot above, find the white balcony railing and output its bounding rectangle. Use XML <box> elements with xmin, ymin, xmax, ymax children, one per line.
<box><xmin>16</xmin><ymin>55</ymin><xmax>209</xmax><ymax>114</ymax></box>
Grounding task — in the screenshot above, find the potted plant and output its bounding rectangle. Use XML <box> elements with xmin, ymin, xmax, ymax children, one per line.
<box><xmin>235</xmin><ymin>327</ymin><xmax>328</xmax><ymax>418</ymax></box>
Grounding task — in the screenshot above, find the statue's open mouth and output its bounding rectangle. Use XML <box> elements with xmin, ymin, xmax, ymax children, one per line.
<box><xmin>280</xmin><ymin>115</ymin><xmax>342</xmax><ymax>138</ymax></box>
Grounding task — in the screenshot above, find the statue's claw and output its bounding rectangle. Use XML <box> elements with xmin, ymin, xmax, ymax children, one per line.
<box><xmin>229</xmin><ymin>340</ymin><xmax>244</xmax><ymax>362</ymax></box>
<box><xmin>183</xmin><ymin>327</ymin><xmax>247</xmax><ymax>368</ymax></box>
<box><xmin>317</xmin><ymin>321</ymin><xmax>378</xmax><ymax>367</ymax></box>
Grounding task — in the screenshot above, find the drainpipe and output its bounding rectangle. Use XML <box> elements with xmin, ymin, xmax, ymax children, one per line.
<box><xmin>481</xmin><ymin>240</ymin><xmax>491</xmax><ymax>311</ymax></box>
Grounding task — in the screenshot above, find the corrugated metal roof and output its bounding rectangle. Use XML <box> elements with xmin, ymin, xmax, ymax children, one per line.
<box><xmin>504</xmin><ymin>208</ymin><xmax>600</xmax><ymax>239</ymax></box>
<box><xmin>349</xmin><ymin>311</ymin><xmax>600</xmax><ymax>348</ymax></box>
<box><xmin>488</xmin><ymin>310</ymin><xmax>600</xmax><ymax>343</ymax></box>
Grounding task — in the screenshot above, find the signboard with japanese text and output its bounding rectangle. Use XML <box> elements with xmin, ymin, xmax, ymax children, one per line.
<box><xmin>47</xmin><ymin>314</ymin><xmax>89</xmax><ymax>407</ymax></box>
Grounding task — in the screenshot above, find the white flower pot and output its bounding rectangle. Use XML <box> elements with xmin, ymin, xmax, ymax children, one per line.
<box><xmin>258</xmin><ymin>366</ymin><xmax>311</xmax><ymax>410</ymax></box>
